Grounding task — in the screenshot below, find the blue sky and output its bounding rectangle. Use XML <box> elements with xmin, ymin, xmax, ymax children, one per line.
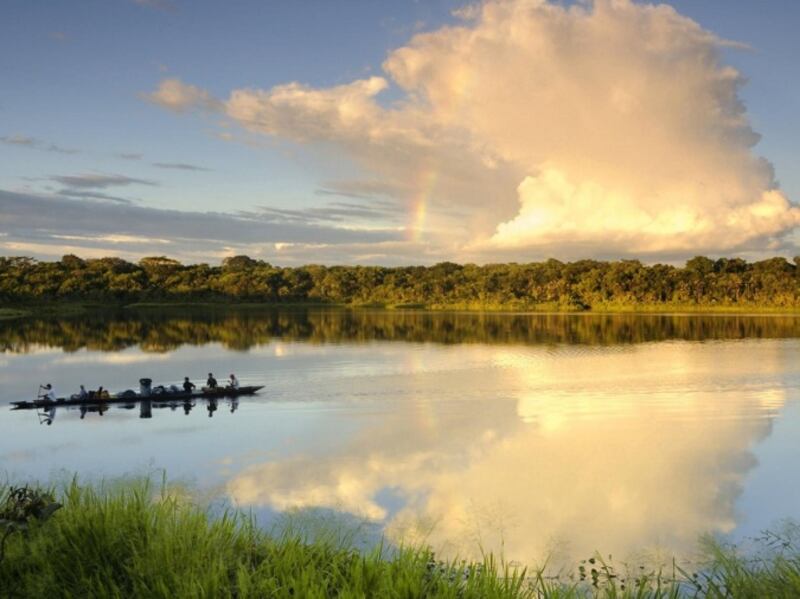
<box><xmin>1</xmin><ymin>1</ymin><xmax>465</xmax><ymax>212</ymax></box>
<box><xmin>1</xmin><ymin>0</ymin><xmax>798</xmax><ymax>264</ymax></box>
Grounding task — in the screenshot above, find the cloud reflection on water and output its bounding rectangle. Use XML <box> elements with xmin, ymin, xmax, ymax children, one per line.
<box><xmin>53</xmin><ymin>352</ymin><xmax>173</xmax><ymax>365</ymax></box>
<box><xmin>227</xmin><ymin>342</ymin><xmax>788</xmax><ymax>564</ymax></box>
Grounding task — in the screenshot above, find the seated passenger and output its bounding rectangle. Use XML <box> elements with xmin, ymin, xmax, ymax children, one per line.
<box><xmin>228</xmin><ymin>373</ymin><xmax>239</xmax><ymax>389</ymax></box>
<box><xmin>183</xmin><ymin>377</ymin><xmax>196</xmax><ymax>393</ymax></box>
<box><xmin>78</xmin><ymin>385</ymin><xmax>88</xmax><ymax>399</ymax></box>
<box><xmin>206</xmin><ymin>373</ymin><xmax>218</xmax><ymax>389</ymax></box>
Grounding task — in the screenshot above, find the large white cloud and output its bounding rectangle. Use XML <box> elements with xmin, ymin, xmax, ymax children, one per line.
<box><xmin>149</xmin><ymin>0</ymin><xmax>799</xmax><ymax>259</ymax></box>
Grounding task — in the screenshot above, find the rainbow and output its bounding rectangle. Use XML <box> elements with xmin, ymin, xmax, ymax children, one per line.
<box><xmin>406</xmin><ymin>350</ymin><xmax>438</xmax><ymax>432</ymax></box>
<box><xmin>405</xmin><ymin>67</ymin><xmax>475</xmax><ymax>243</ymax></box>
<box><xmin>407</xmin><ymin>166</ymin><xmax>438</xmax><ymax>242</ymax></box>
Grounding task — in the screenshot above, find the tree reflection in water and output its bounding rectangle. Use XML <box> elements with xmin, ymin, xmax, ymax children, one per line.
<box><xmin>2</xmin><ymin>308</ymin><xmax>799</xmax><ymax>354</ymax></box>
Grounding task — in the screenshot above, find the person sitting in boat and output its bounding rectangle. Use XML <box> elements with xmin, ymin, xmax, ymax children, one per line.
<box><xmin>227</xmin><ymin>373</ymin><xmax>239</xmax><ymax>389</ymax></box>
<box><xmin>206</xmin><ymin>373</ymin><xmax>218</xmax><ymax>390</ymax></box>
<box><xmin>183</xmin><ymin>377</ymin><xmax>196</xmax><ymax>393</ymax></box>
<box><xmin>95</xmin><ymin>386</ymin><xmax>109</xmax><ymax>401</ymax></box>
<box><xmin>70</xmin><ymin>385</ymin><xmax>89</xmax><ymax>400</ymax></box>
<box><xmin>39</xmin><ymin>383</ymin><xmax>56</xmax><ymax>402</ymax></box>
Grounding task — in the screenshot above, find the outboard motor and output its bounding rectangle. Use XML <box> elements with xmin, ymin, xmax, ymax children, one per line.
<box><xmin>139</xmin><ymin>377</ymin><xmax>152</xmax><ymax>397</ymax></box>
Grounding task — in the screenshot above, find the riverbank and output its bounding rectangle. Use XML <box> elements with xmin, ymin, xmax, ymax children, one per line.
<box><xmin>1</xmin><ymin>479</ymin><xmax>799</xmax><ymax>598</ymax></box>
<box><xmin>3</xmin><ymin>300</ymin><xmax>800</xmax><ymax>321</ymax></box>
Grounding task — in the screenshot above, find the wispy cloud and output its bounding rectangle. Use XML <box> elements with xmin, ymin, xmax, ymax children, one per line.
<box><xmin>51</xmin><ymin>234</ymin><xmax>171</xmax><ymax>245</ymax></box>
<box><xmin>133</xmin><ymin>0</ymin><xmax>176</xmax><ymax>12</ymax></box>
<box><xmin>1</xmin><ymin>135</ymin><xmax>37</xmax><ymax>147</ymax></box>
<box><xmin>0</xmin><ymin>189</ymin><xmax>404</xmax><ymax>263</ymax></box>
<box><xmin>152</xmin><ymin>162</ymin><xmax>210</xmax><ymax>172</ymax></box>
<box><xmin>50</xmin><ymin>173</ymin><xmax>157</xmax><ymax>189</ymax></box>
<box><xmin>315</xmin><ymin>180</ymin><xmax>409</xmax><ymax>201</ymax></box>
<box><xmin>255</xmin><ymin>199</ymin><xmax>402</xmax><ymax>225</ymax></box>
<box><xmin>57</xmin><ymin>189</ymin><xmax>137</xmax><ymax>205</ymax></box>
<box><xmin>116</xmin><ymin>152</ymin><xmax>143</xmax><ymax>161</ymax></box>
<box><xmin>1</xmin><ymin>135</ymin><xmax>78</xmax><ymax>154</ymax></box>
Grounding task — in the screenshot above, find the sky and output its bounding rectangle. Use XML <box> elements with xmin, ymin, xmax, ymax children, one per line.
<box><xmin>1</xmin><ymin>0</ymin><xmax>798</xmax><ymax>266</ymax></box>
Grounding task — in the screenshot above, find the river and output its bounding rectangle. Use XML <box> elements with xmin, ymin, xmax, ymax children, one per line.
<box><xmin>1</xmin><ymin>308</ymin><xmax>799</xmax><ymax>567</ymax></box>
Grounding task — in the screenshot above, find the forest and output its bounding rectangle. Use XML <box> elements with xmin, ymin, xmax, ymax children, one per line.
<box><xmin>1</xmin><ymin>254</ymin><xmax>800</xmax><ymax>309</ymax></box>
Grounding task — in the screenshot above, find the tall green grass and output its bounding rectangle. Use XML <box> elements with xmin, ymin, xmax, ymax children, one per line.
<box><xmin>1</xmin><ymin>479</ymin><xmax>799</xmax><ymax>598</ymax></box>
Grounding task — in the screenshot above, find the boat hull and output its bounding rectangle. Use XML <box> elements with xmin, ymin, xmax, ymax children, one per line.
<box><xmin>10</xmin><ymin>386</ymin><xmax>264</xmax><ymax>410</ymax></box>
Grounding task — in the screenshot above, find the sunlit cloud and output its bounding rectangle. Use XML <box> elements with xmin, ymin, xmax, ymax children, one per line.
<box><xmin>147</xmin><ymin>0</ymin><xmax>799</xmax><ymax>261</ymax></box>
<box><xmin>143</xmin><ymin>78</ymin><xmax>221</xmax><ymax>113</ymax></box>
<box><xmin>51</xmin><ymin>234</ymin><xmax>172</xmax><ymax>245</ymax></box>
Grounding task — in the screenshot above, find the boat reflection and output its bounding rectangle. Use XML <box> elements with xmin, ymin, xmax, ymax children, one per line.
<box><xmin>32</xmin><ymin>396</ymin><xmax>240</xmax><ymax>424</ymax></box>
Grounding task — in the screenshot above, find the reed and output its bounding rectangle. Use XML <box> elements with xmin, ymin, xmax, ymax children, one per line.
<box><xmin>1</xmin><ymin>479</ymin><xmax>798</xmax><ymax>598</ymax></box>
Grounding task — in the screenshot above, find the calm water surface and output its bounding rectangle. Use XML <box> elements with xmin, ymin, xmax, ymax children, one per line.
<box><xmin>1</xmin><ymin>309</ymin><xmax>800</xmax><ymax>566</ymax></box>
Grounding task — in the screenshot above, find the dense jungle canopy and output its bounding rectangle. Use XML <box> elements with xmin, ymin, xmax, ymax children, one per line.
<box><xmin>1</xmin><ymin>255</ymin><xmax>800</xmax><ymax>309</ymax></box>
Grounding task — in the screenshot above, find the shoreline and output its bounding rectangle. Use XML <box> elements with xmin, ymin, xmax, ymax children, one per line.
<box><xmin>3</xmin><ymin>301</ymin><xmax>800</xmax><ymax>320</ymax></box>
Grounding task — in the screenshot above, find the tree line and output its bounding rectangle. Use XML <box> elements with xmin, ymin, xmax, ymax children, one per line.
<box><xmin>1</xmin><ymin>254</ymin><xmax>800</xmax><ymax>308</ymax></box>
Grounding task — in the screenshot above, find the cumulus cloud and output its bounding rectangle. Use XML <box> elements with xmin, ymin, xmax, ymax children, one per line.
<box><xmin>143</xmin><ymin>78</ymin><xmax>221</xmax><ymax>113</ymax></box>
<box><xmin>488</xmin><ymin>170</ymin><xmax>800</xmax><ymax>254</ymax></box>
<box><xmin>226</xmin><ymin>77</ymin><xmax>391</xmax><ymax>143</ymax></box>
<box><xmin>147</xmin><ymin>0</ymin><xmax>798</xmax><ymax>260</ymax></box>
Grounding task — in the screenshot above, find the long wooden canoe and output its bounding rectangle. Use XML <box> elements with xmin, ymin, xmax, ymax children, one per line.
<box><xmin>10</xmin><ymin>385</ymin><xmax>264</xmax><ymax>410</ymax></box>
